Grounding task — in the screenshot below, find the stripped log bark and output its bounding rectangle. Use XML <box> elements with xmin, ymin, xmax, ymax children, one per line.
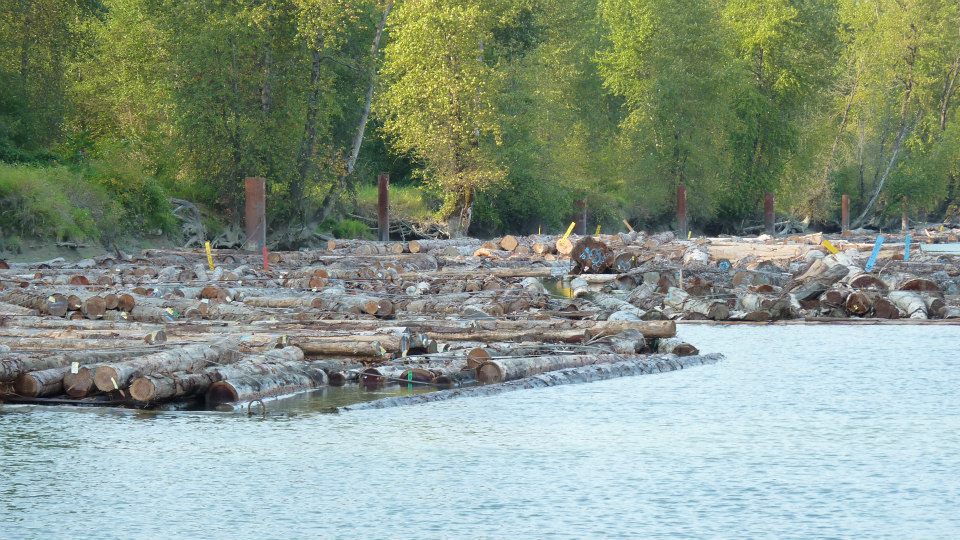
<box><xmin>888</xmin><ymin>291</ymin><xmax>928</xmax><ymax>319</ymax></box>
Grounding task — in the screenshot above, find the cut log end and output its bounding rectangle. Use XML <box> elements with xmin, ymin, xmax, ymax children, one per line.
<box><xmin>129</xmin><ymin>378</ymin><xmax>157</xmax><ymax>403</ymax></box>
<box><xmin>93</xmin><ymin>366</ymin><xmax>121</xmax><ymax>393</ymax></box>
<box><xmin>476</xmin><ymin>362</ymin><xmax>505</xmax><ymax>385</ymax></box>
<box><xmin>206</xmin><ymin>381</ymin><xmax>240</xmax><ymax>405</ymax></box>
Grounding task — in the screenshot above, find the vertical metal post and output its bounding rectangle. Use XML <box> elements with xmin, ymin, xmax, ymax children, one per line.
<box><xmin>764</xmin><ymin>192</ymin><xmax>775</xmax><ymax>235</ymax></box>
<box><xmin>901</xmin><ymin>204</ymin><xmax>909</xmax><ymax>233</ymax></box>
<box><xmin>677</xmin><ymin>184</ymin><xmax>687</xmax><ymax>239</ymax></box>
<box><xmin>244</xmin><ymin>177</ymin><xmax>266</xmax><ymax>251</ymax></box>
<box><xmin>841</xmin><ymin>194</ymin><xmax>850</xmax><ymax>233</ymax></box>
<box><xmin>574</xmin><ymin>200</ymin><xmax>586</xmax><ymax>235</ymax></box>
<box><xmin>377</xmin><ymin>173</ymin><xmax>389</xmax><ymax>242</ymax></box>
<box><xmin>581</xmin><ymin>200</ymin><xmax>588</xmax><ymax>236</ymax></box>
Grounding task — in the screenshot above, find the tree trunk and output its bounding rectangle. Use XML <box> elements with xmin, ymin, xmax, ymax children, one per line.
<box><xmin>293</xmin><ymin>49</ymin><xmax>323</xmax><ymax>217</ymax></box>
<box><xmin>317</xmin><ymin>0</ymin><xmax>394</xmax><ymax>224</ymax></box>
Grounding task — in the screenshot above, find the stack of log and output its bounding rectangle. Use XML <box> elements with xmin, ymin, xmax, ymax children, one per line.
<box><xmin>7</xmin><ymin>226</ymin><xmax>954</xmax><ymax>410</ymax></box>
<box><xmin>558</xmin><ymin>229</ymin><xmax>960</xmax><ymax>323</ymax></box>
<box><xmin>0</xmin><ymin>239</ymin><xmax>709</xmax><ymax>409</ymax></box>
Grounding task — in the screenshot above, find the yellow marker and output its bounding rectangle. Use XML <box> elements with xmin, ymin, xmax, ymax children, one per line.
<box><xmin>538</xmin><ymin>225</ymin><xmax>542</xmax><ymax>235</ymax></box>
<box><xmin>562</xmin><ymin>222</ymin><xmax>576</xmax><ymax>240</ymax></box>
<box><xmin>205</xmin><ymin>241</ymin><xmax>215</xmax><ymax>270</ymax></box>
<box><xmin>595</xmin><ymin>224</ymin><xmax>601</xmax><ymax>235</ymax></box>
<box><xmin>822</xmin><ymin>239</ymin><xmax>840</xmax><ymax>254</ymax></box>
<box><xmin>622</xmin><ymin>219</ymin><xmax>635</xmax><ymax>233</ymax></box>
<box><xmin>687</xmin><ymin>230</ymin><xmax>692</xmax><ymax>239</ymax></box>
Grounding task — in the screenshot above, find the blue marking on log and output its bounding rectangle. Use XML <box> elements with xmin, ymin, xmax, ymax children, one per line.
<box><xmin>865</xmin><ymin>235</ymin><xmax>885</xmax><ymax>272</ymax></box>
<box><xmin>904</xmin><ymin>234</ymin><xmax>912</xmax><ymax>262</ymax></box>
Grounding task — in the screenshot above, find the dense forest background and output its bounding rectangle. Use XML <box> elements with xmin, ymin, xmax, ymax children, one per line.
<box><xmin>3</xmin><ymin>0</ymin><xmax>960</xmax><ymax>247</ymax></box>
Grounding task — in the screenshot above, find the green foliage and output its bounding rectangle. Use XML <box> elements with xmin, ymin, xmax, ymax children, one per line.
<box><xmin>354</xmin><ymin>184</ymin><xmax>433</xmax><ymax>222</ymax></box>
<box><xmin>6</xmin><ymin>0</ymin><xmax>960</xmax><ymax>240</ymax></box>
<box><xmin>81</xmin><ymin>143</ymin><xmax>177</xmax><ymax>235</ymax></box>
<box><xmin>0</xmin><ymin>164</ymin><xmax>100</xmax><ymax>240</ymax></box>
<box><xmin>326</xmin><ymin>218</ymin><xmax>374</xmax><ymax>239</ymax></box>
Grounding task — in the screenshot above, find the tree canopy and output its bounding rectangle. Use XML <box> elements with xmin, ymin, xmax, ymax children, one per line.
<box><xmin>3</xmin><ymin>0</ymin><xmax>960</xmax><ymax>239</ymax></box>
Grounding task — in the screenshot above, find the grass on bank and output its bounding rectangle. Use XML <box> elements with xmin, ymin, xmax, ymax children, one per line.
<box><xmin>0</xmin><ymin>161</ymin><xmax>176</xmax><ymax>252</ymax></box>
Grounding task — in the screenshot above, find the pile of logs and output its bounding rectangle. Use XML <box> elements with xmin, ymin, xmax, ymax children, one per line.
<box><xmin>557</xmin><ymin>229</ymin><xmax>960</xmax><ymax>323</ymax></box>
<box><xmin>9</xmin><ymin>226</ymin><xmax>954</xmax><ymax>410</ymax></box>
<box><xmin>0</xmin><ymin>238</ymin><xmax>708</xmax><ymax>410</ymax></box>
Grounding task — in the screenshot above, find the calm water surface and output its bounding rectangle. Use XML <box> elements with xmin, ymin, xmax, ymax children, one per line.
<box><xmin>1</xmin><ymin>325</ymin><xmax>958</xmax><ymax>539</ymax></box>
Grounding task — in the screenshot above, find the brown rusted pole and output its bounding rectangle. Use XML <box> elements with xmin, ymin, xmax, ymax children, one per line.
<box><xmin>580</xmin><ymin>199</ymin><xmax>587</xmax><ymax>236</ymax></box>
<box><xmin>764</xmin><ymin>192</ymin><xmax>775</xmax><ymax>235</ymax></box>
<box><xmin>901</xmin><ymin>198</ymin><xmax>909</xmax><ymax>232</ymax></box>
<box><xmin>841</xmin><ymin>194</ymin><xmax>850</xmax><ymax>233</ymax></box>
<box><xmin>677</xmin><ymin>184</ymin><xmax>687</xmax><ymax>239</ymax></box>
<box><xmin>244</xmin><ymin>177</ymin><xmax>266</xmax><ymax>251</ymax></box>
<box><xmin>377</xmin><ymin>173</ymin><xmax>389</xmax><ymax>242</ymax></box>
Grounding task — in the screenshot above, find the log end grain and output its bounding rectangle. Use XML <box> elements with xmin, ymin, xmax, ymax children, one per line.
<box><xmin>476</xmin><ymin>362</ymin><xmax>505</xmax><ymax>385</ymax></box>
<box><xmin>129</xmin><ymin>377</ymin><xmax>157</xmax><ymax>403</ymax></box>
<box><xmin>93</xmin><ymin>365</ymin><xmax>122</xmax><ymax>393</ymax></box>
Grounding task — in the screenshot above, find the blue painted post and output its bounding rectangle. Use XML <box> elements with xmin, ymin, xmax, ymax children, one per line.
<box><xmin>865</xmin><ymin>235</ymin><xmax>885</xmax><ymax>272</ymax></box>
<box><xmin>904</xmin><ymin>234</ymin><xmax>912</xmax><ymax>262</ymax></box>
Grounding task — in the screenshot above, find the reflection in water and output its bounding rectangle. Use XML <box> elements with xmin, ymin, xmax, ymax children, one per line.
<box><xmin>1</xmin><ymin>325</ymin><xmax>959</xmax><ymax>539</ymax></box>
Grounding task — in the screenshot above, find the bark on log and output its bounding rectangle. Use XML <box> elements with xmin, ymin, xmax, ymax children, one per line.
<box><xmin>476</xmin><ymin>353</ymin><xmax>627</xmax><ymax>384</ymax></box>
<box><xmin>790</xmin><ymin>264</ymin><xmax>850</xmax><ymax>301</ymax></box>
<box><xmin>0</xmin><ymin>290</ymin><xmax>69</xmax><ymax>317</ymax></box>
<box><xmin>344</xmin><ymin>353</ymin><xmax>722</xmax><ymax>411</ymax></box>
<box><xmin>93</xmin><ymin>337</ymin><xmax>242</xmax><ymax>392</ymax></box>
<box><xmin>664</xmin><ymin>287</ymin><xmax>729</xmax><ymax>320</ymax></box>
<box><xmin>888</xmin><ymin>291</ymin><xmax>928</xmax><ymax>319</ymax></box>
<box><xmin>130</xmin><ymin>347</ymin><xmax>306</xmax><ymax>403</ymax></box>
<box><xmin>205</xmin><ymin>356</ymin><xmax>330</xmax><ymax>406</ymax></box>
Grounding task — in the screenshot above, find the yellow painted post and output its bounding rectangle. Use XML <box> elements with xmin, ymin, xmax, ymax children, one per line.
<box><xmin>595</xmin><ymin>224</ymin><xmax>601</xmax><ymax>236</ymax></box>
<box><xmin>821</xmin><ymin>240</ymin><xmax>840</xmax><ymax>254</ymax></box>
<box><xmin>205</xmin><ymin>241</ymin><xmax>215</xmax><ymax>270</ymax></box>
<box><xmin>562</xmin><ymin>222</ymin><xmax>576</xmax><ymax>240</ymax></box>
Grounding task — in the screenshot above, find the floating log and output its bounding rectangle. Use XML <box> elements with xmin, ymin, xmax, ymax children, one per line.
<box><xmin>888</xmin><ymin>291</ymin><xmax>928</xmax><ymax>319</ymax></box>
<box><xmin>476</xmin><ymin>352</ymin><xmax>628</xmax><ymax>384</ymax></box>
<box><xmin>130</xmin><ymin>346</ymin><xmax>308</xmax><ymax>403</ymax></box>
<box><xmin>92</xmin><ymin>337</ymin><xmax>242</xmax><ymax>393</ymax></box>
<box><xmin>205</xmin><ymin>355</ymin><xmax>330</xmax><ymax>406</ymax></box>
<box><xmin>344</xmin><ymin>353</ymin><xmax>722</xmax><ymax>411</ymax></box>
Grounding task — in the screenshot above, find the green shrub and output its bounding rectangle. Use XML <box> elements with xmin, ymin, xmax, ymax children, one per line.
<box><xmin>354</xmin><ymin>184</ymin><xmax>434</xmax><ymax>222</ymax></box>
<box><xmin>330</xmin><ymin>218</ymin><xmax>374</xmax><ymax>239</ymax></box>
<box><xmin>0</xmin><ymin>164</ymin><xmax>98</xmax><ymax>240</ymax></box>
<box><xmin>82</xmin><ymin>144</ymin><xmax>177</xmax><ymax>235</ymax></box>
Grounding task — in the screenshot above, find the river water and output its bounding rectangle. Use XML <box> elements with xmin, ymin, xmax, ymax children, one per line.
<box><xmin>1</xmin><ymin>325</ymin><xmax>958</xmax><ymax>539</ymax></box>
